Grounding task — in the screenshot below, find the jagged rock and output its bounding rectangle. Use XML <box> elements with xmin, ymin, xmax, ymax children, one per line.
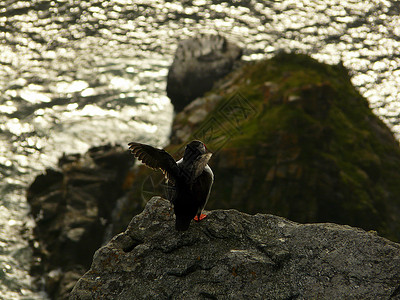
<box><xmin>70</xmin><ymin>197</ymin><xmax>400</xmax><ymax>299</ymax></box>
<box><xmin>166</xmin><ymin>34</ymin><xmax>242</xmax><ymax>112</ymax></box>
<box><xmin>27</xmin><ymin>144</ymin><xmax>134</xmax><ymax>300</ymax></box>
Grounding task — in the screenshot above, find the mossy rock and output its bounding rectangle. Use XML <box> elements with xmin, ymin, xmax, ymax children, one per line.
<box><xmin>128</xmin><ymin>53</ymin><xmax>400</xmax><ymax>242</ymax></box>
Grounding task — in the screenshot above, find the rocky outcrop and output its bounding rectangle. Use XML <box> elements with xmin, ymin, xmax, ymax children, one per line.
<box><xmin>27</xmin><ymin>144</ymin><xmax>135</xmax><ymax>299</ymax></box>
<box><xmin>167</xmin><ymin>34</ymin><xmax>242</xmax><ymax>112</ymax></box>
<box><xmin>70</xmin><ymin>197</ymin><xmax>400</xmax><ymax>299</ymax></box>
<box><xmin>29</xmin><ymin>51</ymin><xmax>400</xmax><ymax>299</ymax></box>
<box><xmin>158</xmin><ymin>53</ymin><xmax>400</xmax><ymax>242</ymax></box>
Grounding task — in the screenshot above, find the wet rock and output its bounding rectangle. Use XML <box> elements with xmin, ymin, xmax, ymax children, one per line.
<box><xmin>70</xmin><ymin>197</ymin><xmax>400</xmax><ymax>299</ymax></box>
<box><xmin>167</xmin><ymin>34</ymin><xmax>242</xmax><ymax>112</ymax></box>
<box><xmin>27</xmin><ymin>144</ymin><xmax>134</xmax><ymax>300</ymax></box>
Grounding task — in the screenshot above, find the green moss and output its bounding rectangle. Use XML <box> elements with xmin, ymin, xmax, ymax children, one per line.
<box><xmin>126</xmin><ymin>53</ymin><xmax>400</xmax><ymax>242</ymax></box>
<box><xmin>203</xmin><ymin>53</ymin><xmax>400</xmax><ymax>241</ymax></box>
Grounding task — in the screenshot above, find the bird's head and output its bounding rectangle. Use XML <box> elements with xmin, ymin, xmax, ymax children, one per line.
<box><xmin>183</xmin><ymin>140</ymin><xmax>209</xmax><ymax>162</ymax></box>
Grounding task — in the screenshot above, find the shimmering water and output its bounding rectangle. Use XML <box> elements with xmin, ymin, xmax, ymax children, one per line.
<box><xmin>1</xmin><ymin>0</ymin><xmax>399</xmax><ymax>298</ymax></box>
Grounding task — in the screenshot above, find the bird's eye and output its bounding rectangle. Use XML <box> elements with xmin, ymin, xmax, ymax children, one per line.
<box><xmin>203</xmin><ymin>143</ymin><xmax>207</xmax><ymax>151</ymax></box>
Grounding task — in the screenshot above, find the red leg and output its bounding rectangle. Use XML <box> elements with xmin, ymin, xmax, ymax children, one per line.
<box><xmin>194</xmin><ymin>213</ymin><xmax>207</xmax><ymax>222</ymax></box>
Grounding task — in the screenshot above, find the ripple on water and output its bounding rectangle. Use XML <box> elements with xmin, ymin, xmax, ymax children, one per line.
<box><xmin>1</xmin><ymin>0</ymin><xmax>400</xmax><ymax>298</ymax></box>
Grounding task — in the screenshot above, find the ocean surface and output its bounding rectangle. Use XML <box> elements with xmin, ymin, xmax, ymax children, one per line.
<box><xmin>1</xmin><ymin>0</ymin><xmax>399</xmax><ymax>298</ymax></box>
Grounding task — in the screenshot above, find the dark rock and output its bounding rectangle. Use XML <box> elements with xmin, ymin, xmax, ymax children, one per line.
<box><xmin>70</xmin><ymin>197</ymin><xmax>400</xmax><ymax>299</ymax></box>
<box><xmin>27</xmin><ymin>144</ymin><xmax>134</xmax><ymax>299</ymax></box>
<box><xmin>167</xmin><ymin>34</ymin><xmax>242</xmax><ymax>112</ymax></box>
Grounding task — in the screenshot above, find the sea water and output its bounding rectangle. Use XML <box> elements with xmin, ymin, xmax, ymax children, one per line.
<box><xmin>0</xmin><ymin>0</ymin><xmax>399</xmax><ymax>298</ymax></box>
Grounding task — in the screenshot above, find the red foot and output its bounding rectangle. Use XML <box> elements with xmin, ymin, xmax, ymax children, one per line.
<box><xmin>194</xmin><ymin>214</ymin><xmax>207</xmax><ymax>222</ymax></box>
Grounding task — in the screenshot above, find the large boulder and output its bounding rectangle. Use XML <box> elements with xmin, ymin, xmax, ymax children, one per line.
<box><xmin>70</xmin><ymin>197</ymin><xmax>400</xmax><ymax>299</ymax></box>
<box><xmin>27</xmin><ymin>144</ymin><xmax>134</xmax><ymax>299</ymax></box>
<box><xmin>166</xmin><ymin>34</ymin><xmax>242</xmax><ymax>112</ymax></box>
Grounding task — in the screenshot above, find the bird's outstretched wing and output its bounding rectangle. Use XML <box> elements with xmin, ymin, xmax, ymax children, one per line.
<box><xmin>128</xmin><ymin>142</ymin><xmax>180</xmax><ymax>184</ymax></box>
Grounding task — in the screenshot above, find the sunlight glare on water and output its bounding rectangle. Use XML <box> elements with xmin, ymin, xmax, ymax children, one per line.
<box><xmin>1</xmin><ymin>0</ymin><xmax>400</xmax><ymax>298</ymax></box>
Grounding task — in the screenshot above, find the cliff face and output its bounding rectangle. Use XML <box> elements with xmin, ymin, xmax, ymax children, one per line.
<box><xmin>70</xmin><ymin>197</ymin><xmax>400</xmax><ymax>299</ymax></box>
<box><xmin>28</xmin><ymin>52</ymin><xmax>400</xmax><ymax>298</ymax></box>
<box><xmin>27</xmin><ymin>145</ymin><xmax>134</xmax><ymax>299</ymax></box>
<box><xmin>161</xmin><ymin>53</ymin><xmax>400</xmax><ymax>242</ymax></box>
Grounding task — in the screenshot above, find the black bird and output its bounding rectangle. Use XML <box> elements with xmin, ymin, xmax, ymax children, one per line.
<box><xmin>128</xmin><ymin>140</ymin><xmax>214</xmax><ymax>231</ymax></box>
